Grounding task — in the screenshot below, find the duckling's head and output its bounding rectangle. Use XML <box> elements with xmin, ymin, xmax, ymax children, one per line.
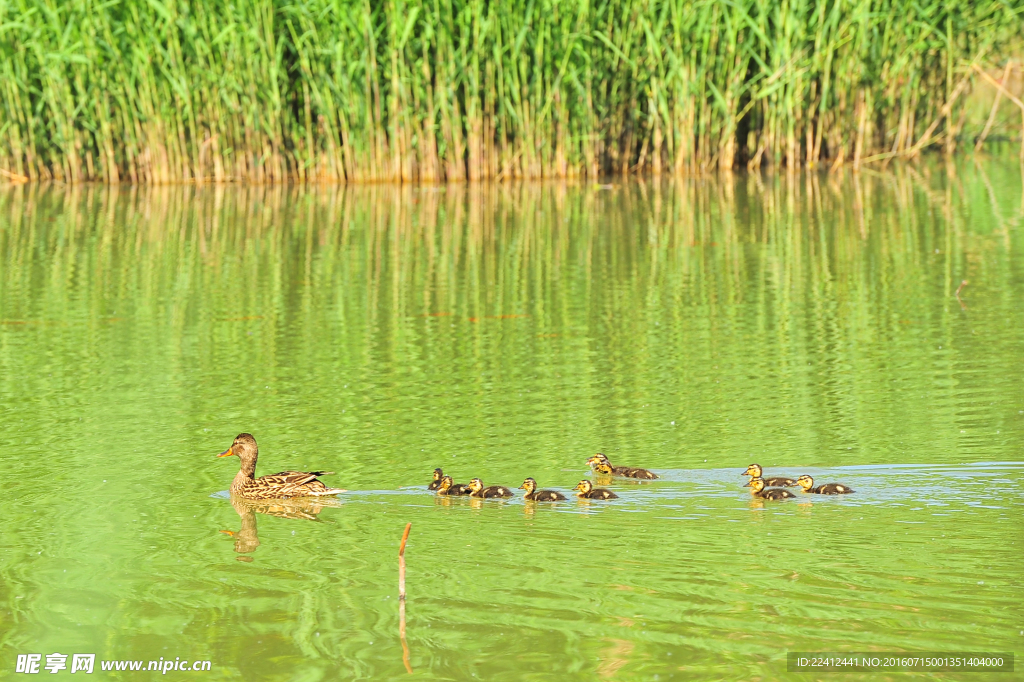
<box><xmin>587</xmin><ymin>453</ymin><xmax>610</xmax><ymax>468</ymax></box>
<box><xmin>574</xmin><ymin>480</ymin><xmax>593</xmax><ymax>494</ymax></box>
<box><xmin>432</xmin><ymin>468</ymin><xmax>444</xmax><ymax>482</ymax></box>
<box><xmin>797</xmin><ymin>475</ymin><xmax>814</xmax><ymax>491</ymax></box>
<box><xmin>218</xmin><ymin>433</ymin><xmax>258</xmax><ymax>461</ymax></box>
<box><xmin>467</xmin><ymin>478</ymin><xmax>484</xmax><ymax>493</ymax></box>
<box><xmin>743</xmin><ymin>463</ymin><xmax>763</xmax><ymax>477</ymax></box>
<box><xmin>593</xmin><ymin>461</ymin><xmax>614</xmax><ymax>475</ymax></box>
<box><xmin>747</xmin><ymin>477</ymin><xmax>766</xmax><ymax>493</ymax></box>
<box><xmin>519</xmin><ymin>478</ymin><xmax>537</xmax><ymax>493</ymax></box>
<box><xmin>438</xmin><ymin>475</ymin><xmax>453</xmax><ymax>492</ymax></box>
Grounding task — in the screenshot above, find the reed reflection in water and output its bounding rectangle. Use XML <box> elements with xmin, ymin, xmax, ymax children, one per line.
<box><xmin>0</xmin><ymin>158</ymin><xmax>1022</xmax><ymax>681</ymax></box>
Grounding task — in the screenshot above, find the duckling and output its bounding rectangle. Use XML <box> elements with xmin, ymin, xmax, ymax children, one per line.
<box><xmin>573</xmin><ymin>480</ymin><xmax>618</xmax><ymax>499</ymax></box>
<box><xmin>587</xmin><ymin>453</ymin><xmax>659</xmax><ymax>480</ymax></box>
<box><xmin>797</xmin><ymin>475</ymin><xmax>854</xmax><ymax>495</ymax></box>
<box><xmin>436</xmin><ymin>475</ymin><xmax>472</xmax><ymax>496</ymax></box>
<box><xmin>428</xmin><ymin>467</ymin><xmax>444</xmax><ymax>490</ymax></box>
<box><xmin>742</xmin><ymin>463</ymin><xmax>797</xmax><ymax>487</ymax></box>
<box><xmin>747</xmin><ymin>477</ymin><xmax>796</xmax><ymax>500</ymax></box>
<box><xmin>467</xmin><ymin>478</ymin><xmax>514</xmax><ymax>499</ymax></box>
<box><xmin>519</xmin><ymin>478</ymin><xmax>567</xmax><ymax>501</ymax></box>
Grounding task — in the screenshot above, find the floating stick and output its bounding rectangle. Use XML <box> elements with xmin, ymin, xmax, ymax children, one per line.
<box><xmin>399</xmin><ymin>523</ymin><xmax>412</xmax><ymax>674</ymax></box>
<box><xmin>955</xmin><ymin>280</ymin><xmax>969</xmax><ymax>310</ymax></box>
<box><xmin>398</xmin><ymin>522</ymin><xmax>411</xmax><ymax>600</ymax></box>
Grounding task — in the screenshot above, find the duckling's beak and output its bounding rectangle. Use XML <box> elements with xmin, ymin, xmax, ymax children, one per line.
<box><xmin>518</xmin><ymin>484</ymin><xmax>526</xmax><ymax>489</ymax></box>
<box><xmin>742</xmin><ymin>479</ymin><xmax>751</xmax><ymax>487</ymax></box>
<box><xmin>217</xmin><ymin>447</ymin><xmax>234</xmax><ymax>458</ymax></box>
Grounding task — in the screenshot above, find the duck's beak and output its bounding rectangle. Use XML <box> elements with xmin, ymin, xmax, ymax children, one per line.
<box><xmin>742</xmin><ymin>479</ymin><xmax>751</xmax><ymax>487</ymax></box>
<box><xmin>217</xmin><ymin>447</ymin><xmax>234</xmax><ymax>458</ymax></box>
<box><xmin>518</xmin><ymin>484</ymin><xmax>526</xmax><ymax>489</ymax></box>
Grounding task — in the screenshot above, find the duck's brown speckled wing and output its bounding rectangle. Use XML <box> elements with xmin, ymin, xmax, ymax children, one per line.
<box><xmin>438</xmin><ymin>484</ymin><xmax>471</xmax><ymax>496</ymax></box>
<box><xmin>584</xmin><ymin>488</ymin><xmax>618</xmax><ymax>499</ymax></box>
<box><xmin>760</xmin><ymin>488</ymin><xmax>796</xmax><ymax>500</ymax></box>
<box><xmin>814</xmin><ymin>483</ymin><xmax>854</xmax><ymax>494</ymax></box>
<box><xmin>482</xmin><ymin>485</ymin><xmax>514</xmax><ymax>498</ymax></box>
<box><xmin>242</xmin><ymin>470</ymin><xmax>344</xmax><ymax>498</ymax></box>
<box><xmin>612</xmin><ymin>465</ymin><xmax>658</xmax><ymax>479</ymax></box>
<box><xmin>764</xmin><ymin>476</ymin><xmax>797</xmax><ymax>487</ymax></box>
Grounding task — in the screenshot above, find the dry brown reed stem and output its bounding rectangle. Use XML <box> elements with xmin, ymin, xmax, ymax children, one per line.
<box><xmin>976</xmin><ymin>62</ymin><xmax>1015</xmax><ymax>151</ymax></box>
<box><xmin>0</xmin><ymin>168</ymin><xmax>28</xmax><ymax>183</ymax></box>
<box><xmin>398</xmin><ymin>522</ymin><xmax>412</xmax><ymax>673</ymax></box>
<box><xmin>910</xmin><ymin>66</ymin><xmax>980</xmax><ymax>157</ymax></box>
<box><xmin>859</xmin><ymin>60</ymin><xmax>982</xmax><ymax>166</ymax></box>
<box><xmin>972</xmin><ymin>65</ymin><xmax>1024</xmax><ymax>160</ymax></box>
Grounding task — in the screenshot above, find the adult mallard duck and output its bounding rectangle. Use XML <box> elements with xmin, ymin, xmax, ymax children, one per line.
<box><xmin>217</xmin><ymin>433</ymin><xmax>345</xmax><ymax>500</ymax></box>
<box><xmin>436</xmin><ymin>475</ymin><xmax>472</xmax><ymax>496</ymax></box>
<box><xmin>467</xmin><ymin>478</ymin><xmax>514</xmax><ymax>498</ymax></box>
<box><xmin>797</xmin><ymin>475</ymin><xmax>854</xmax><ymax>495</ymax></box>
<box><xmin>747</xmin><ymin>477</ymin><xmax>796</xmax><ymax>500</ymax></box>
<box><xmin>519</xmin><ymin>478</ymin><xmax>566</xmax><ymax>501</ymax></box>
<box><xmin>587</xmin><ymin>453</ymin><xmax>658</xmax><ymax>480</ymax></box>
<box><xmin>742</xmin><ymin>463</ymin><xmax>797</xmax><ymax>487</ymax></box>
<box><xmin>574</xmin><ymin>480</ymin><xmax>618</xmax><ymax>499</ymax></box>
<box><xmin>428</xmin><ymin>468</ymin><xmax>445</xmax><ymax>490</ymax></box>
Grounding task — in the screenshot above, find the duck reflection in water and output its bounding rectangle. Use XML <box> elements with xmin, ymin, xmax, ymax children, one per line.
<box><xmin>220</xmin><ymin>494</ymin><xmax>342</xmax><ymax>560</ymax></box>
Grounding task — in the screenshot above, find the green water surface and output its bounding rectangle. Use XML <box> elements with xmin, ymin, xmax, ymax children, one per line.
<box><xmin>1</xmin><ymin>159</ymin><xmax>1023</xmax><ymax>680</ymax></box>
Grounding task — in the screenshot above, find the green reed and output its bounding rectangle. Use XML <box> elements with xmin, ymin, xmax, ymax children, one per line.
<box><xmin>0</xmin><ymin>0</ymin><xmax>1021</xmax><ymax>183</ymax></box>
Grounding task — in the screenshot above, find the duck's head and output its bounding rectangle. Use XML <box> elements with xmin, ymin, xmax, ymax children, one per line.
<box><xmin>747</xmin><ymin>477</ymin><xmax>766</xmax><ymax>494</ymax></box>
<box><xmin>467</xmin><ymin>478</ymin><xmax>484</xmax><ymax>494</ymax></box>
<box><xmin>519</xmin><ymin>478</ymin><xmax>538</xmax><ymax>493</ymax></box>
<box><xmin>432</xmin><ymin>468</ymin><xmax>444</xmax><ymax>482</ymax></box>
<box><xmin>437</xmin><ymin>475</ymin><xmax>453</xmax><ymax>492</ymax></box>
<box><xmin>574</xmin><ymin>480</ymin><xmax>593</xmax><ymax>495</ymax></box>
<box><xmin>797</xmin><ymin>475</ymin><xmax>814</xmax><ymax>491</ymax></box>
<box><xmin>218</xmin><ymin>433</ymin><xmax>258</xmax><ymax>461</ymax></box>
<box><xmin>743</xmin><ymin>463</ymin><xmax>763</xmax><ymax>477</ymax></box>
<box><xmin>587</xmin><ymin>453</ymin><xmax>610</xmax><ymax>469</ymax></box>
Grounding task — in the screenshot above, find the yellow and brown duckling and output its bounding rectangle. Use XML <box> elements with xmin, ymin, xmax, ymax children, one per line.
<box><xmin>217</xmin><ymin>433</ymin><xmax>345</xmax><ymax>500</ymax></box>
<box><xmin>428</xmin><ymin>467</ymin><xmax>445</xmax><ymax>490</ymax></box>
<box><xmin>743</xmin><ymin>463</ymin><xmax>797</xmax><ymax>487</ymax></box>
<box><xmin>797</xmin><ymin>475</ymin><xmax>854</xmax><ymax>495</ymax></box>
<box><xmin>519</xmin><ymin>478</ymin><xmax>567</xmax><ymax>501</ymax></box>
<box><xmin>436</xmin><ymin>475</ymin><xmax>472</xmax><ymax>496</ymax></box>
<box><xmin>573</xmin><ymin>480</ymin><xmax>619</xmax><ymax>499</ymax></box>
<box><xmin>587</xmin><ymin>453</ymin><xmax>659</xmax><ymax>480</ymax></box>
<box><xmin>747</xmin><ymin>477</ymin><xmax>796</xmax><ymax>500</ymax></box>
<box><xmin>467</xmin><ymin>478</ymin><xmax>514</xmax><ymax>499</ymax></box>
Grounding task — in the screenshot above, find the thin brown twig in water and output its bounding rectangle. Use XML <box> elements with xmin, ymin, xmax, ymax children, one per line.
<box><xmin>399</xmin><ymin>523</ymin><xmax>412</xmax><ymax>673</ymax></box>
<box><xmin>955</xmin><ymin>280</ymin><xmax>969</xmax><ymax>310</ymax></box>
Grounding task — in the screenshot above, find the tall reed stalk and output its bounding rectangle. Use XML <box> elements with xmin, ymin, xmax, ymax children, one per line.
<box><xmin>1</xmin><ymin>0</ymin><xmax>1021</xmax><ymax>183</ymax></box>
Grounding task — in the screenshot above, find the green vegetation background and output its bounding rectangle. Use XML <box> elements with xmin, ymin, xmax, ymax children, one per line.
<box><xmin>1</xmin><ymin>0</ymin><xmax>1022</xmax><ymax>183</ymax></box>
